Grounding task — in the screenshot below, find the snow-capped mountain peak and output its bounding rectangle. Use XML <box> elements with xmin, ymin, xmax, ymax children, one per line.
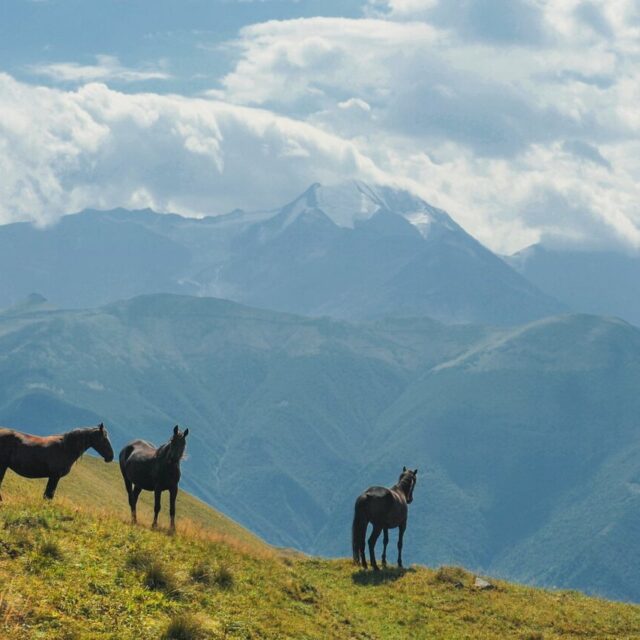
<box><xmin>277</xmin><ymin>180</ymin><xmax>458</xmax><ymax>238</ymax></box>
<box><xmin>310</xmin><ymin>181</ymin><xmax>382</xmax><ymax>228</ymax></box>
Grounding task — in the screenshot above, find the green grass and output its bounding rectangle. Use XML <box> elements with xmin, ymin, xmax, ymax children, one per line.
<box><xmin>1</xmin><ymin>458</ymin><xmax>640</xmax><ymax>639</ymax></box>
<box><xmin>1</xmin><ymin>455</ymin><xmax>265</xmax><ymax>550</ymax></box>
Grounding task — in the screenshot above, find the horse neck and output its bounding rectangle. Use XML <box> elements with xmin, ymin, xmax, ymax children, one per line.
<box><xmin>393</xmin><ymin>477</ymin><xmax>412</xmax><ymax>500</ymax></box>
<box><xmin>156</xmin><ymin>442</ymin><xmax>180</xmax><ymax>468</ymax></box>
<box><xmin>63</xmin><ymin>429</ymin><xmax>92</xmax><ymax>460</ymax></box>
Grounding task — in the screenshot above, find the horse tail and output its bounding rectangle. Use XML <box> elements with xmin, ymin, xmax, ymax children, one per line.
<box><xmin>118</xmin><ymin>444</ymin><xmax>135</xmax><ymax>488</ymax></box>
<box><xmin>352</xmin><ymin>495</ymin><xmax>368</xmax><ymax>564</ymax></box>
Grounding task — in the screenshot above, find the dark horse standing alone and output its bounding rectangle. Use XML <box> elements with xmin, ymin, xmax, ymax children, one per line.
<box><xmin>352</xmin><ymin>467</ymin><xmax>418</xmax><ymax>570</ymax></box>
<box><xmin>119</xmin><ymin>425</ymin><xmax>189</xmax><ymax>531</ymax></box>
<box><xmin>0</xmin><ymin>423</ymin><xmax>114</xmax><ymax>500</ymax></box>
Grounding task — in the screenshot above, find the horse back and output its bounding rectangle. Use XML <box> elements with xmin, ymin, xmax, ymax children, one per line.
<box><xmin>0</xmin><ymin>428</ymin><xmax>59</xmax><ymax>447</ymax></box>
<box><xmin>363</xmin><ymin>486</ymin><xmax>392</xmax><ymax>500</ymax></box>
<box><xmin>119</xmin><ymin>439</ymin><xmax>161</xmax><ymax>490</ymax></box>
<box><xmin>360</xmin><ymin>485</ymin><xmax>407</xmax><ymax>528</ymax></box>
<box><xmin>0</xmin><ymin>428</ymin><xmax>68</xmax><ymax>478</ymax></box>
<box><xmin>119</xmin><ymin>440</ymin><xmax>156</xmax><ymax>463</ymax></box>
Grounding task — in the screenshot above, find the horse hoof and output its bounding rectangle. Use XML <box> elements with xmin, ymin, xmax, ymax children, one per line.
<box><xmin>372</xmin><ymin>566</ymin><xmax>380</xmax><ymax>572</ymax></box>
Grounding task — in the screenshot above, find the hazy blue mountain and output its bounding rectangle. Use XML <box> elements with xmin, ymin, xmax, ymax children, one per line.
<box><xmin>508</xmin><ymin>244</ymin><xmax>640</xmax><ymax>327</ymax></box>
<box><xmin>0</xmin><ymin>182</ymin><xmax>562</xmax><ymax>325</ymax></box>
<box><xmin>1</xmin><ymin>293</ymin><xmax>639</xmax><ymax>601</ymax></box>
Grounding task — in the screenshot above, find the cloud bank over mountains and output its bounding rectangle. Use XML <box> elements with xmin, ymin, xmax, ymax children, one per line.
<box><xmin>0</xmin><ymin>74</ymin><xmax>383</xmax><ymax>225</ymax></box>
<box><xmin>1</xmin><ymin>0</ymin><xmax>640</xmax><ymax>253</ymax></box>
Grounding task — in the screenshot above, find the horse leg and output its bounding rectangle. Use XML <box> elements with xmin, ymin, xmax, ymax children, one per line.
<box><xmin>152</xmin><ymin>489</ymin><xmax>162</xmax><ymax>529</ymax></box>
<box><xmin>130</xmin><ymin>485</ymin><xmax>143</xmax><ymax>524</ymax></box>
<box><xmin>397</xmin><ymin>520</ymin><xmax>406</xmax><ymax>568</ymax></box>
<box><xmin>43</xmin><ymin>476</ymin><xmax>60</xmax><ymax>500</ymax></box>
<box><xmin>168</xmin><ymin>486</ymin><xmax>178</xmax><ymax>532</ymax></box>
<box><xmin>360</xmin><ymin>528</ymin><xmax>368</xmax><ymax>570</ymax></box>
<box><xmin>123</xmin><ymin>476</ymin><xmax>133</xmax><ymax>515</ymax></box>
<box><xmin>0</xmin><ymin>465</ymin><xmax>7</xmax><ymax>502</ymax></box>
<box><xmin>381</xmin><ymin>528</ymin><xmax>389</xmax><ymax>567</ymax></box>
<box><xmin>368</xmin><ymin>524</ymin><xmax>383</xmax><ymax>571</ymax></box>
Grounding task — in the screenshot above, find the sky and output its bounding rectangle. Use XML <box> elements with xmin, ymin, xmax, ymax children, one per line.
<box><xmin>1</xmin><ymin>0</ymin><xmax>640</xmax><ymax>254</ymax></box>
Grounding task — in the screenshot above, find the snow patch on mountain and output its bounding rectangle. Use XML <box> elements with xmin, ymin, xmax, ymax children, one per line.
<box><xmin>273</xmin><ymin>180</ymin><xmax>462</xmax><ymax>240</ymax></box>
<box><xmin>312</xmin><ymin>181</ymin><xmax>382</xmax><ymax>228</ymax></box>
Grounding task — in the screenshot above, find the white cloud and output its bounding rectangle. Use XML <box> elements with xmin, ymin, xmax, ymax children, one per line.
<box><xmin>338</xmin><ymin>98</ymin><xmax>371</xmax><ymax>112</ymax></box>
<box><xmin>29</xmin><ymin>55</ymin><xmax>171</xmax><ymax>84</ymax></box>
<box><xmin>3</xmin><ymin>4</ymin><xmax>640</xmax><ymax>255</ymax></box>
<box><xmin>212</xmin><ymin>12</ymin><xmax>640</xmax><ymax>252</ymax></box>
<box><xmin>0</xmin><ymin>73</ymin><xmax>386</xmax><ymax>227</ymax></box>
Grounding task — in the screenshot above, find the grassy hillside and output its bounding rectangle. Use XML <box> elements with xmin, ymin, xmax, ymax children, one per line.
<box><xmin>1</xmin><ymin>458</ymin><xmax>640</xmax><ymax>640</ymax></box>
<box><xmin>2</xmin><ymin>294</ymin><xmax>640</xmax><ymax>601</ymax></box>
<box><xmin>0</xmin><ymin>456</ymin><xmax>265</xmax><ymax>550</ymax></box>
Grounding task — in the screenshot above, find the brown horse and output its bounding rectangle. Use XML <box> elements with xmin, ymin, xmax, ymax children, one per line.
<box><xmin>119</xmin><ymin>425</ymin><xmax>189</xmax><ymax>531</ymax></box>
<box><xmin>352</xmin><ymin>467</ymin><xmax>418</xmax><ymax>570</ymax></box>
<box><xmin>0</xmin><ymin>423</ymin><xmax>114</xmax><ymax>500</ymax></box>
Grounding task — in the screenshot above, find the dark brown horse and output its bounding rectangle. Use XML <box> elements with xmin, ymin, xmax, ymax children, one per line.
<box><xmin>352</xmin><ymin>467</ymin><xmax>418</xmax><ymax>570</ymax></box>
<box><xmin>119</xmin><ymin>425</ymin><xmax>189</xmax><ymax>531</ymax></box>
<box><xmin>0</xmin><ymin>423</ymin><xmax>114</xmax><ymax>500</ymax></box>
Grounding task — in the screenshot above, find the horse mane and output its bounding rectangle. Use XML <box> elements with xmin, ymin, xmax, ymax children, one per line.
<box><xmin>156</xmin><ymin>438</ymin><xmax>186</xmax><ymax>463</ymax></box>
<box><xmin>395</xmin><ymin>471</ymin><xmax>415</xmax><ymax>497</ymax></box>
<box><xmin>62</xmin><ymin>427</ymin><xmax>95</xmax><ymax>454</ymax></box>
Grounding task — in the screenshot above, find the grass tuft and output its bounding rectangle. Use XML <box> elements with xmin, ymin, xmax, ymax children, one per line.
<box><xmin>160</xmin><ymin>613</ymin><xmax>206</xmax><ymax>640</ymax></box>
<box><xmin>213</xmin><ymin>562</ymin><xmax>234</xmax><ymax>590</ymax></box>
<box><xmin>189</xmin><ymin>560</ymin><xmax>213</xmax><ymax>585</ymax></box>
<box><xmin>143</xmin><ymin>559</ymin><xmax>179</xmax><ymax>594</ymax></box>
<box><xmin>189</xmin><ymin>560</ymin><xmax>234</xmax><ymax>589</ymax></box>
<box><xmin>125</xmin><ymin>548</ymin><xmax>154</xmax><ymax>571</ymax></box>
<box><xmin>39</xmin><ymin>539</ymin><xmax>63</xmax><ymax>560</ymax></box>
<box><xmin>189</xmin><ymin>559</ymin><xmax>233</xmax><ymax>589</ymax></box>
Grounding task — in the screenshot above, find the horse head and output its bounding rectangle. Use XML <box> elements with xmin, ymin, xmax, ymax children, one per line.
<box><xmin>399</xmin><ymin>466</ymin><xmax>418</xmax><ymax>504</ymax></box>
<box><xmin>167</xmin><ymin>425</ymin><xmax>189</xmax><ymax>463</ymax></box>
<box><xmin>90</xmin><ymin>423</ymin><xmax>114</xmax><ymax>462</ymax></box>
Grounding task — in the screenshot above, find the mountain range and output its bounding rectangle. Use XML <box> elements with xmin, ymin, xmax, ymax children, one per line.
<box><xmin>0</xmin><ymin>181</ymin><xmax>563</xmax><ymax>325</ymax></box>
<box><xmin>1</xmin><ymin>293</ymin><xmax>639</xmax><ymax>602</ymax></box>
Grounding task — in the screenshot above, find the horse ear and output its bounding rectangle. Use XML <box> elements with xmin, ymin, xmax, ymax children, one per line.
<box><xmin>184</xmin><ymin>428</ymin><xmax>189</xmax><ymax>437</ymax></box>
<box><xmin>99</xmin><ymin>423</ymin><xmax>104</xmax><ymax>431</ymax></box>
<box><xmin>413</xmin><ymin>469</ymin><xmax>418</xmax><ymax>475</ymax></box>
<box><xmin>403</xmin><ymin>466</ymin><xmax>406</xmax><ymax>472</ymax></box>
<box><xmin>173</xmin><ymin>425</ymin><xmax>179</xmax><ymax>436</ymax></box>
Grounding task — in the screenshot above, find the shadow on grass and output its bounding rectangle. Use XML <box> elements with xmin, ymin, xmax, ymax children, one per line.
<box><xmin>352</xmin><ymin>566</ymin><xmax>416</xmax><ymax>586</ymax></box>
